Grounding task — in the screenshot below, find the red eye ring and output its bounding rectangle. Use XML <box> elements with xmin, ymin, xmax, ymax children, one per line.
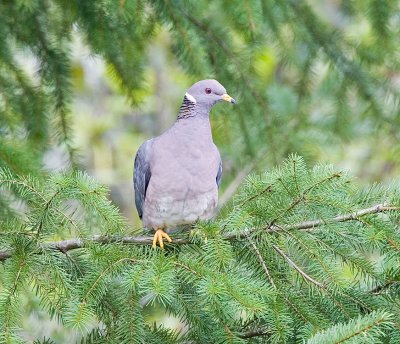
<box><xmin>205</xmin><ymin>88</ymin><xmax>212</xmax><ymax>94</ymax></box>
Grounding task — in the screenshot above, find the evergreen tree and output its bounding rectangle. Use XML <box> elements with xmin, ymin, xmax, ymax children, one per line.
<box><xmin>1</xmin><ymin>1</ymin><xmax>400</xmax><ymax>343</ymax></box>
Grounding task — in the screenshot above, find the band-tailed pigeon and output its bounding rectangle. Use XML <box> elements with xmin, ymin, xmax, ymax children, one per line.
<box><xmin>133</xmin><ymin>79</ymin><xmax>235</xmax><ymax>248</ymax></box>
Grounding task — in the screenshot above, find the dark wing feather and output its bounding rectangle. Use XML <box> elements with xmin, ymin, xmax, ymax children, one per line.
<box><xmin>133</xmin><ymin>139</ymin><xmax>153</xmax><ymax>219</ymax></box>
<box><xmin>216</xmin><ymin>157</ymin><xmax>222</xmax><ymax>188</ymax></box>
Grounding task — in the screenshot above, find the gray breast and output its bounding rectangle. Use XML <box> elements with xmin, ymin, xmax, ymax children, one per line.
<box><xmin>141</xmin><ymin>134</ymin><xmax>220</xmax><ymax>229</ymax></box>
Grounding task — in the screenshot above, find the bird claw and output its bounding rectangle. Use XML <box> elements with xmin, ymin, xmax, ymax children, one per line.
<box><xmin>152</xmin><ymin>229</ymin><xmax>172</xmax><ymax>249</ymax></box>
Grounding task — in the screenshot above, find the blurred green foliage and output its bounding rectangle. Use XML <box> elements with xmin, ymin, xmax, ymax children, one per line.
<box><xmin>2</xmin><ymin>0</ymin><xmax>400</xmax><ymax>222</ymax></box>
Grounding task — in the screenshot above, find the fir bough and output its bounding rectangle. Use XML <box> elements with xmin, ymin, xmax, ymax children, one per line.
<box><xmin>1</xmin><ymin>156</ymin><xmax>400</xmax><ymax>342</ymax></box>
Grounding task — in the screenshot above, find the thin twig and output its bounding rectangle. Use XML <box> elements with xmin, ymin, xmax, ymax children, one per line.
<box><xmin>0</xmin><ymin>203</ymin><xmax>398</xmax><ymax>261</ymax></box>
<box><xmin>174</xmin><ymin>261</ymin><xmax>202</xmax><ymax>276</ymax></box>
<box><xmin>268</xmin><ymin>172</ymin><xmax>342</xmax><ymax>226</ymax></box>
<box><xmin>335</xmin><ymin>318</ymin><xmax>387</xmax><ymax>344</ymax></box>
<box><xmin>272</xmin><ymin>244</ymin><xmax>325</xmax><ymax>288</ymax></box>
<box><xmin>273</xmin><ymin>224</ymin><xmax>372</xmax><ymax>314</ymax></box>
<box><xmin>36</xmin><ymin>189</ymin><xmax>60</xmax><ymax>238</ymax></box>
<box><xmin>246</xmin><ymin>234</ymin><xmax>276</xmax><ymax>288</ymax></box>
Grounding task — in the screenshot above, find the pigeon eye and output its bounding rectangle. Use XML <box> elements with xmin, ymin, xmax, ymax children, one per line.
<box><xmin>205</xmin><ymin>88</ymin><xmax>212</xmax><ymax>94</ymax></box>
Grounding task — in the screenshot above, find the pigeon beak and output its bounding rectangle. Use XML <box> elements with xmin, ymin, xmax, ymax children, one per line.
<box><xmin>221</xmin><ymin>94</ymin><xmax>236</xmax><ymax>104</ymax></box>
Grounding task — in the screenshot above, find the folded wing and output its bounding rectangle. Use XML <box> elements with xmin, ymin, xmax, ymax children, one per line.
<box><xmin>133</xmin><ymin>139</ymin><xmax>153</xmax><ymax>219</ymax></box>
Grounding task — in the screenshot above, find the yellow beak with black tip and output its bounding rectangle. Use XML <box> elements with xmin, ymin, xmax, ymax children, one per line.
<box><xmin>221</xmin><ymin>94</ymin><xmax>236</xmax><ymax>104</ymax></box>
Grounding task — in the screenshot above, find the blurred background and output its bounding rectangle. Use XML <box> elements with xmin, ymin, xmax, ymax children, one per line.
<box><xmin>1</xmin><ymin>0</ymin><xmax>400</xmax><ymax>341</ymax></box>
<box><xmin>69</xmin><ymin>4</ymin><xmax>400</xmax><ymax>224</ymax></box>
<box><xmin>66</xmin><ymin>2</ymin><xmax>400</xmax><ymax>224</ymax></box>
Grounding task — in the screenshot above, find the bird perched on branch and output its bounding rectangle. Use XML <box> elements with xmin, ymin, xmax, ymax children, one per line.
<box><xmin>133</xmin><ymin>79</ymin><xmax>236</xmax><ymax>248</ymax></box>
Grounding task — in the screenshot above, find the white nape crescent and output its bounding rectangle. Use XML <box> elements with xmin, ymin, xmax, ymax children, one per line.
<box><xmin>185</xmin><ymin>92</ymin><xmax>197</xmax><ymax>103</ymax></box>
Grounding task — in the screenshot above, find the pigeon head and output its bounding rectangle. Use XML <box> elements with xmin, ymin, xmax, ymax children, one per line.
<box><xmin>185</xmin><ymin>79</ymin><xmax>236</xmax><ymax>109</ymax></box>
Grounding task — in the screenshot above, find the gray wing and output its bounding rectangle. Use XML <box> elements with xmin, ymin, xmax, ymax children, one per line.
<box><xmin>216</xmin><ymin>157</ymin><xmax>222</xmax><ymax>188</ymax></box>
<box><xmin>133</xmin><ymin>139</ymin><xmax>153</xmax><ymax>219</ymax></box>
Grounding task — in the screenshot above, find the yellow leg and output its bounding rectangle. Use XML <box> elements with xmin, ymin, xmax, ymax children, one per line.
<box><xmin>152</xmin><ymin>228</ymin><xmax>172</xmax><ymax>249</ymax></box>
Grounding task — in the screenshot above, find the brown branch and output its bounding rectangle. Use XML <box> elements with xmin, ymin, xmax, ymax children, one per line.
<box><xmin>238</xmin><ymin>327</ymin><xmax>271</xmax><ymax>339</ymax></box>
<box><xmin>0</xmin><ymin>250</ymin><xmax>12</xmax><ymax>260</ymax></box>
<box><xmin>370</xmin><ymin>281</ymin><xmax>396</xmax><ymax>294</ymax></box>
<box><xmin>0</xmin><ymin>203</ymin><xmax>399</xmax><ymax>261</ymax></box>
<box><xmin>224</xmin><ymin>203</ymin><xmax>400</xmax><ymax>241</ymax></box>
<box><xmin>281</xmin><ymin>203</ymin><xmax>399</xmax><ymax>232</ymax></box>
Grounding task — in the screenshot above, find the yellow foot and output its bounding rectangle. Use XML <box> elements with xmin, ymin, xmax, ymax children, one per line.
<box><xmin>152</xmin><ymin>229</ymin><xmax>172</xmax><ymax>249</ymax></box>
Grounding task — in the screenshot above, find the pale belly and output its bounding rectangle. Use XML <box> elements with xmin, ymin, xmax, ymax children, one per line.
<box><xmin>142</xmin><ymin>188</ymin><xmax>218</xmax><ymax>229</ymax></box>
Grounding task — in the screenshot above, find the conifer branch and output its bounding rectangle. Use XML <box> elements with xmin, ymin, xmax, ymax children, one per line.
<box><xmin>370</xmin><ymin>281</ymin><xmax>396</xmax><ymax>294</ymax></box>
<box><xmin>0</xmin><ymin>203</ymin><xmax>398</xmax><ymax>261</ymax></box>
<box><xmin>246</xmin><ymin>235</ymin><xmax>276</xmax><ymax>288</ymax></box>
<box><xmin>306</xmin><ymin>310</ymin><xmax>392</xmax><ymax>344</ymax></box>
<box><xmin>270</xmin><ymin>203</ymin><xmax>400</xmax><ymax>233</ymax></box>
<box><xmin>336</xmin><ymin>317</ymin><xmax>387</xmax><ymax>343</ymax></box>
<box><xmin>272</xmin><ymin>244</ymin><xmax>325</xmax><ymax>288</ymax></box>
<box><xmin>238</xmin><ymin>327</ymin><xmax>271</xmax><ymax>339</ymax></box>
